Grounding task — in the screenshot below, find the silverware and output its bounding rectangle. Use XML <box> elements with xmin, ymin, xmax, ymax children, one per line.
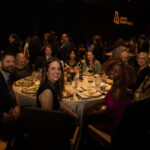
<box><xmin>76</xmin><ymin>93</ymin><xmax>81</xmax><ymax>100</ymax></box>
<box><xmin>80</xmin><ymin>87</ymin><xmax>86</xmax><ymax>91</ymax></box>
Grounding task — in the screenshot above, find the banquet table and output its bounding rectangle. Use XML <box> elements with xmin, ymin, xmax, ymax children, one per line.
<box><xmin>13</xmin><ymin>75</ymin><xmax>111</xmax><ymax>126</ymax></box>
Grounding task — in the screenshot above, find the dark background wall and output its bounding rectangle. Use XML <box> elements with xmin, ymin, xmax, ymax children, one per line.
<box><xmin>0</xmin><ymin>0</ymin><xmax>150</xmax><ymax>49</ymax></box>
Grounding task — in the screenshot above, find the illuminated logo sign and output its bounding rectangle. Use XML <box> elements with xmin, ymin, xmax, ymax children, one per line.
<box><xmin>114</xmin><ymin>11</ymin><xmax>133</xmax><ymax>26</ymax></box>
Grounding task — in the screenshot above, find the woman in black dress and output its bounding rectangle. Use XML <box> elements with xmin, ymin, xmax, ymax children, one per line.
<box><xmin>37</xmin><ymin>57</ymin><xmax>77</xmax><ymax>118</ymax></box>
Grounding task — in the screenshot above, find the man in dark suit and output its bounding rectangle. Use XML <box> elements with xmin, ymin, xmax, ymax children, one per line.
<box><xmin>0</xmin><ymin>52</ymin><xmax>20</xmax><ymax>126</ymax></box>
<box><xmin>59</xmin><ymin>33</ymin><xmax>73</xmax><ymax>62</ymax></box>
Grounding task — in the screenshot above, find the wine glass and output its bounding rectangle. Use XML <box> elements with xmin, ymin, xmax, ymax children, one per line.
<box><xmin>87</xmin><ymin>76</ymin><xmax>94</xmax><ymax>87</ymax></box>
<box><xmin>88</xmin><ymin>68</ymin><xmax>94</xmax><ymax>75</ymax></box>
<box><xmin>37</xmin><ymin>72</ymin><xmax>42</xmax><ymax>81</ymax></box>
<box><xmin>32</xmin><ymin>71</ymin><xmax>39</xmax><ymax>82</ymax></box>
<box><xmin>72</xmin><ymin>78</ymin><xmax>78</xmax><ymax>89</ymax></box>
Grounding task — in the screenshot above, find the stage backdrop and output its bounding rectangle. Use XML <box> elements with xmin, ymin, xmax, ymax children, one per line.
<box><xmin>0</xmin><ymin>0</ymin><xmax>150</xmax><ymax>49</ymax></box>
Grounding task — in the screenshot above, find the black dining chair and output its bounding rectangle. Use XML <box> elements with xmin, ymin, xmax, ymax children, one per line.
<box><xmin>84</xmin><ymin>98</ymin><xmax>150</xmax><ymax>150</ymax></box>
<box><xmin>112</xmin><ymin>98</ymin><xmax>150</xmax><ymax>150</ymax></box>
<box><xmin>18</xmin><ymin>107</ymin><xmax>80</xmax><ymax>150</ymax></box>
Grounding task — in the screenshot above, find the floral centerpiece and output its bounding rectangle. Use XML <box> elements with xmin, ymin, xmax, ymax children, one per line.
<box><xmin>65</xmin><ymin>65</ymin><xmax>78</xmax><ymax>81</ymax></box>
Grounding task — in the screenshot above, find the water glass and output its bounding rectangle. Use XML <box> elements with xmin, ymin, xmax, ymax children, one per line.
<box><xmin>95</xmin><ymin>77</ymin><xmax>102</xmax><ymax>87</ymax></box>
<box><xmin>72</xmin><ymin>79</ymin><xmax>78</xmax><ymax>88</ymax></box>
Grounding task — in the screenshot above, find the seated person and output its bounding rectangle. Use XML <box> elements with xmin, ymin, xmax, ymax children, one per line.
<box><xmin>133</xmin><ymin>70</ymin><xmax>150</xmax><ymax>102</ymax></box>
<box><xmin>0</xmin><ymin>54</ymin><xmax>2</xmax><ymax>72</ymax></box>
<box><xmin>121</xmin><ymin>51</ymin><xmax>136</xmax><ymax>69</ymax></box>
<box><xmin>64</xmin><ymin>50</ymin><xmax>80</xmax><ymax>79</ymax></box>
<box><xmin>82</xmin><ymin>50</ymin><xmax>101</xmax><ymax>74</ymax></box>
<box><xmin>84</xmin><ymin>58</ymin><xmax>136</xmax><ymax>133</ymax></box>
<box><xmin>128</xmin><ymin>52</ymin><xmax>150</xmax><ymax>95</ymax></box>
<box><xmin>0</xmin><ymin>52</ymin><xmax>20</xmax><ymax>128</ymax></box>
<box><xmin>121</xmin><ymin>51</ymin><xmax>130</xmax><ymax>64</ymax></box>
<box><xmin>11</xmin><ymin>52</ymin><xmax>32</xmax><ymax>82</ymax></box>
<box><xmin>65</xmin><ymin>50</ymin><xmax>80</xmax><ymax>68</ymax></box>
<box><xmin>36</xmin><ymin>57</ymin><xmax>78</xmax><ymax>119</ymax></box>
<box><xmin>42</xmin><ymin>44</ymin><xmax>53</xmax><ymax>62</ymax></box>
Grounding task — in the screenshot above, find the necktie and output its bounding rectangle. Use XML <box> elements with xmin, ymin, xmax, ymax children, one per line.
<box><xmin>7</xmin><ymin>79</ymin><xmax>15</xmax><ymax>100</ymax></box>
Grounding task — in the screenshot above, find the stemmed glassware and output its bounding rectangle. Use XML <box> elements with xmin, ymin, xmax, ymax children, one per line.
<box><xmin>32</xmin><ymin>71</ymin><xmax>39</xmax><ymax>82</ymax></box>
<box><xmin>87</xmin><ymin>75</ymin><xmax>94</xmax><ymax>87</ymax></box>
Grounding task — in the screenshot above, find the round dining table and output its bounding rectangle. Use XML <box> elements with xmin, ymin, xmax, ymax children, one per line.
<box><xmin>13</xmin><ymin>74</ymin><xmax>111</xmax><ymax>128</ymax></box>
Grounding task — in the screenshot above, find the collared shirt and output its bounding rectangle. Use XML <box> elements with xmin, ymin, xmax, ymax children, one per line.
<box><xmin>1</xmin><ymin>71</ymin><xmax>15</xmax><ymax>99</ymax></box>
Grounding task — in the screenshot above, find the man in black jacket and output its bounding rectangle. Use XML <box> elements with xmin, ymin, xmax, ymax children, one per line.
<box><xmin>0</xmin><ymin>52</ymin><xmax>20</xmax><ymax>126</ymax></box>
<box><xmin>59</xmin><ymin>33</ymin><xmax>73</xmax><ymax>62</ymax></box>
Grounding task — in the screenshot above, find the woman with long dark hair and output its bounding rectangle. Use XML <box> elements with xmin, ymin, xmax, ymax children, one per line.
<box><xmin>84</xmin><ymin>58</ymin><xmax>136</xmax><ymax>133</ymax></box>
<box><xmin>83</xmin><ymin>50</ymin><xmax>101</xmax><ymax>74</ymax></box>
<box><xmin>65</xmin><ymin>49</ymin><xmax>80</xmax><ymax>68</ymax></box>
<box><xmin>37</xmin><ymin>57</ymin><xmax>77</xmax><ymax>118</ymax></box>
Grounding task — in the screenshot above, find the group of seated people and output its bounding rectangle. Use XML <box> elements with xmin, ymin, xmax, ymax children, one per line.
<box><xmin>0</xmin><ymin>44</ymin><xmax>150</xmax><ymax>149</ymax></box>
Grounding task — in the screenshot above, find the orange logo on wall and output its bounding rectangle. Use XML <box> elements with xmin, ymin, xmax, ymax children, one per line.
<box><xmin>113</xmin><ymin>11</ymin><xmax>133</xmax><ymax>26</ymax></box>
<box><xmin>114</xmin><ymin>11</ymin><xmax>120</xmax><ymax>24</ymax></box>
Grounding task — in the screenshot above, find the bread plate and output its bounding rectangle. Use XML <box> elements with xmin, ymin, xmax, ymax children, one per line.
<box><xmin>24</xmin><ymin>76</ymin><xmax>34</xmax><ymax>81</ymax></box>
<box><xmin>22</xmin><ymin>86</ymin><xmax>39</xmax><ymax>94</ymax></box>
<box><xmin>82</xmin><ymin>71</ymin><xmax>92</xmax><ymax>76</ymax></box>
<box><xmin>76</xmin><ymin>89</ymin><xmax>102</xmax><ymax>99</ymax></box>
<box><xmin>15</xmin><ymin>80</ymin><xmax>34</xmax><ymax>87</ymax></box>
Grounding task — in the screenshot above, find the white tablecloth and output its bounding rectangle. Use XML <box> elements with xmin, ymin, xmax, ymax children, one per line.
<box><xmin>13</xmin><ymin>76</ymin><xmax>110</xmax><ymax>120</ymax></box>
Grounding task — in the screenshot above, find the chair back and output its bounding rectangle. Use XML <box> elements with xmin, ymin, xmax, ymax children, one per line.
<box><xmin>112</xmin><ymin>98</ymin><xmax>150</xmax><ymax>149</ymax></box>
<box><xmin>86</xmin><ymin>99</ymin><xmax>150</xmax><ymax>150</ymax></box>
<box><xmin>20</xmin><ymin>107</ymin><xmax>76</xmax><ymax>150</ymax></box>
